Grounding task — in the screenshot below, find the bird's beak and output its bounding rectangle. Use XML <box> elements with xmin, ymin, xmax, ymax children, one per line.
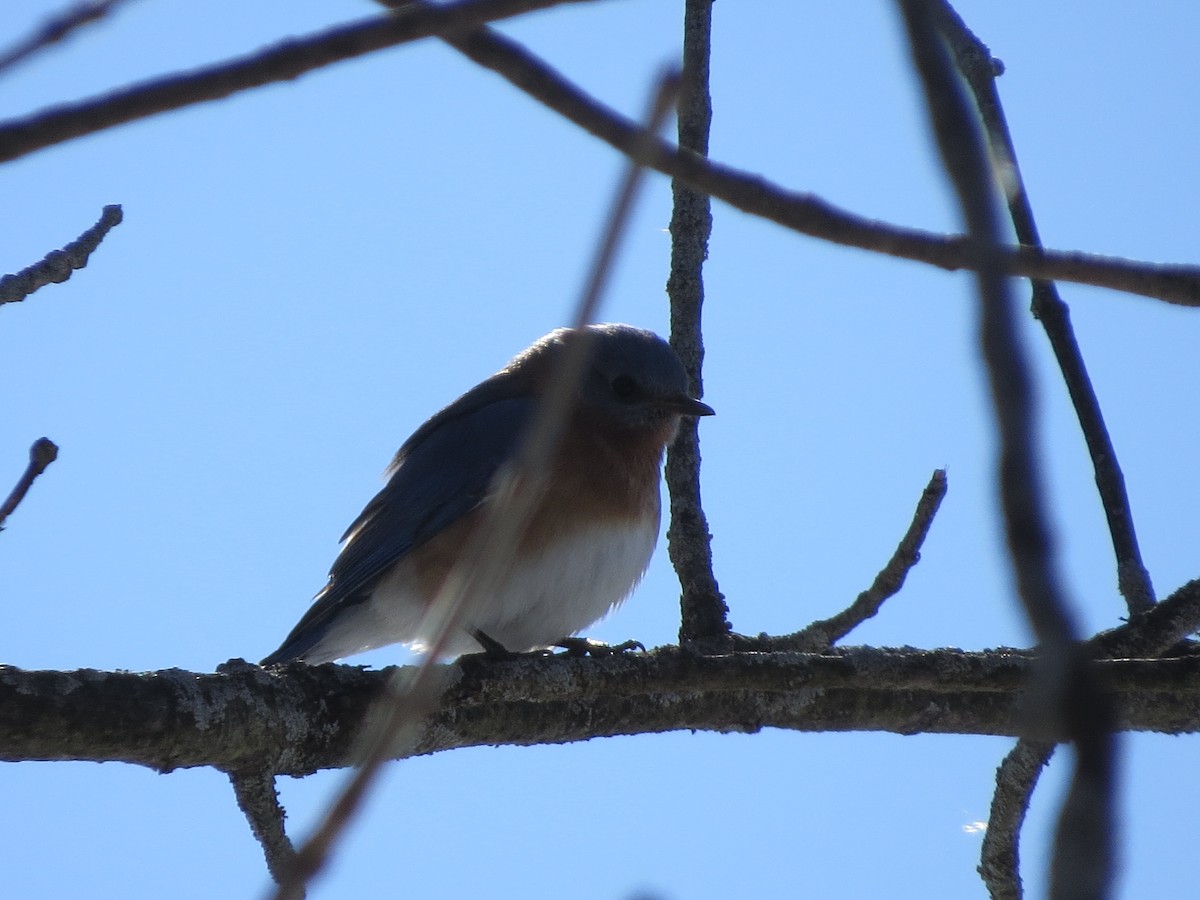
<box><xmin>662</xmin><ymin>395</ymin><xmax>715</xmax><ymax>417</ymax></box>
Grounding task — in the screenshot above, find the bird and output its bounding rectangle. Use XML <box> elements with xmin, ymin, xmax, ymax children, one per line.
<box><xmin>260</xmin><ymin>323</ymin><xmax>714</xmax><ymax>665</ymax></box>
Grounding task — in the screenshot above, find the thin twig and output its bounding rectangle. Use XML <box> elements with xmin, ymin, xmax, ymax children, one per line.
<box><xmin>978</xmin><ymin>739</ymin><xmax>1055</xmax><ymax>900</ymax></box>
<box><xmin>722</xmin><ymin>470</ymin><xmax>948</xmax><ymax>653</ymax></box>
<box><xmin>0</xmin><ymin>0</ymin><xmax>588</xmax><ymax>165</ymax></box>
<box><xmin>434</xmin><ymin>22</ymin><xmax>1200</xmax><ymax>307</ymax></box>
<box><xmin>0</xmin><ymin>0</ymin><xmax>133</xmax><ymax>76</ymax></box>
<box><xmin>0</xmin><ymin>438</ymin><xmax>59</xmax><ymax>530</ymax></box>
<box><xmin>791</xmin><ymin>469</ymin><xmax>948</xmax><ymax>650</ymax></box>
<box><xmin>896</xmin><ymin>4</ymin><xmax>1115</xmax><ymax>900</ymax></box>
<box><xmin>1091</xmin><ymin>579</ymin><xmax>1200</xmax><ymax>660</ymax></box>
<box><xmin>666</xmin><ymin>0</ymin><xmax>728</xmax><ymax>647</ymax></box>
<box><xmin>228</xmin><ymin>770</ymin><xmax>297</xmax><ymax>889</ymax></box>
<box><xmin>933</xmin><ymin>0</ymin><xmax>1155</xmax><ymax>617</ymax></box>
<box><xmin>0</xmin><ymin>205</ymin><xmax>123</xmax><ymax>306</ymax></box>
<box><xmin>271</xmin><ymin>73</ymin><xmax>681</xmax><ymax>900</ymax></box>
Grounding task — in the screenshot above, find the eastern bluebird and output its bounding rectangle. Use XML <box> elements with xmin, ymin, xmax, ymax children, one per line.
<box><xmin>261</xmin><ymin>323</ymin><xmax>714</xmax><ymax>665</ymax></box>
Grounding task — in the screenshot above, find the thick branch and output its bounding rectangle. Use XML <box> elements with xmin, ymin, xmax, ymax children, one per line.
<box><xmin>2</xmin><ymin>648</ymin><xmax>1199</xmax><ymax>776</ymax></box>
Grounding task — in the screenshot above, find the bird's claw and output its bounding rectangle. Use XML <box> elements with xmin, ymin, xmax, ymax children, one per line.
<box><xmin>553</xmin><ymin>637</ymin><xmax>645</xmax><ymax>657</ymax></box>
<box><xmin>470</xmin><ymin>628</ymin><xmax>519</xmax><ymax>660</ymax></box>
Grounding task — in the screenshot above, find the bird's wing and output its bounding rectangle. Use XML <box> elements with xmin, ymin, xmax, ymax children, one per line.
<box><xmin>330</xmin><ymin>394</ymin><xmax>534</xmax><ymax>601</ymax></box>
<box><xmin>261</xmin><ymin>390</ymin><xmax>535</xmax><ymax>664</ymax></box>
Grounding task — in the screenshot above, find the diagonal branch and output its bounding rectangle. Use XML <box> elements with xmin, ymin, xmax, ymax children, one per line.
<box><xmin>0</xmin><ymin>0</ymin><xmax>133</xmax><ymax>76</ymax></box>
<box><xmin>897</xmin><ymin>4</ymin><xmax>1115</xmax><ymax>900</ymax></box>
<box><xmin>0</xmin><ymin>0</ymin><xmax>591</xmax><ymax>165</ymax></box>
<box><xmin>434</xmin><ymin>21</ymin><xmax>1200</xmax><ymax>307</ymax></box>
<box><xmin>934</xmin><ymin>0</ymin><xmax>1155</xmax><ymax>617</ymax></box>
<box><xmin>789</xmin><ymin>469</ymin><xmax>948</xmax><ymax>650</ymax></box>
<box><xmin>0</xmin><ymin>438</ymin><xmax>59</xmax><ymax>530</ymax></box>
<box><xmin>0</xmin><ymin>205</ymin><xmax>123</xmax><ymax>306</ymax></box>
<box><xmin>924</xmin><ymin>5</ymin><xmax>1159</xmax><ymax>895</ymax></box>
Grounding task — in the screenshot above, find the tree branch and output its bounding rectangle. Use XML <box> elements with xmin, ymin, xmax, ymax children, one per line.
<box><xmin>228</xmin><ymin>769</ymin><xmax>297</xmax><ymax>887</ymax></box>
<box><xmin>786</xmin><ymin>468</ymin><xmax>948</xmax><ymax>650</ymax></box>
<box><xmin>434</xmin><ymin>21</ymin><xmax>1200</xmax><ymax>307</ymax></box>
<box><xmin>0</xmin><ymin>205</ymin><xmax>122</xmax><ymax>306</ymax></box>
<box><xmin>897</xmin><ymin>4</ymin><xmax>1115</xmax><ymax>898</ymax></box>
<box><xmin>0</xmin><ymin>1</ymin><xmax>132</xmax><ymax>76</ymax></box>
<box><xmin>0</xmin><ymin>438</ymin><xmax>59</xmax><ymax>530</ymax></box>
<box><xmin>1</xmin><ymin>7</ymin><xmax>1197</xmax><ymax>307</ymax></box>
<box><xmin>0</xmin><ymin>0</ymin><xmax>590</xmax><ymax>166</ymax></box>
<box><xmin>933</xmin><ymin>0</ymin><xmax>1155</xmax><ymax>617</ymax></box>
<box><xmin>978</xmin><ymin>739</ymin><xmax>1054</xmax><ymax>900</ymax></box>
<box><xmin>1092</xmin><ymin>579</ymin><xmax>1200</xmax><ymax>659</ymax></box>
<box><xmin>975</xmin><ymin>577</ymin><xmax>1200</xmax><ymax>900</ymax></box>
<box><xmin>666</xmin><ymin>0</ymin><xmax>728</xmax><ymax>647</ymax></box>
<box><xmin>3</xmin><ymin>648</ymin><xmax>1200</xmax><ymax>775</ymax></box>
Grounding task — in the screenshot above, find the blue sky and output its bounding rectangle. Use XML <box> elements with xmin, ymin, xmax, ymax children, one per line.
<box><xmin>3</xmin><ymin>1</ymin><xmax>1199</xmax><ymax>897</ymax></box>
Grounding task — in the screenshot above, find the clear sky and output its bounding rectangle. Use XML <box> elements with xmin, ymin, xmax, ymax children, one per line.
<box><xmin>3</xmin><ymin>1</ymin><xmax>1199</xmax><ymax>898</ymax></box>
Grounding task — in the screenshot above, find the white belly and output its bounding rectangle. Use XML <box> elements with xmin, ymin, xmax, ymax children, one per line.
<box><xmin>446</xmin><ymin>518</ymin><xmax>660</xmax><ymax>654</ymax></box>
<box><xmin>315</xmin><ymin>518</ymin><xmax>660</xmax><ymax>660</ymax></box>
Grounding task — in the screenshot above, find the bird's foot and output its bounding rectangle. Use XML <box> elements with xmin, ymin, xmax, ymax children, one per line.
<box><xmin>470</xmin><ymin>629</ymin><xmax>520</xmax><ymax>660</ymax></box>
<box><xmin>553</xmin><ymin>637</ymin><xmax>645</xmax><ymax>657</ymax></box>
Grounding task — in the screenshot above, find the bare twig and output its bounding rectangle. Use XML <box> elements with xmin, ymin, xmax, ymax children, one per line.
<box><xmin>790</xmin><ymin>469</ymin><xmax>948</xmax><ymax>650</ymax></box>
<box><xmin>724</xmin><ymin>470</ymin><xmax>948</xmax><ymax>654</ymax></box>
<box><xmin>0</xmin><ymin>205</ymin><xmax>122</xmax><ymax>306</ymax></box>
<box><xmin>1090</xmin><ymin>579</ymin><xmax>1200</xmax><ymax>670</ymax></box>
<box><xmin>0</xmin><ymin>438</ymin><xmax>59</xmax><ymax>530</ymax></box>
<box><xmin>978</xmin><ymin>739</ymin><xmax>1055</xmax><ymax>900</ymax></box>
<box><xmin>433</xmin><ymin>22</ymin><xmax>1200</xmax><ymax>306</ymax></box>
<box><xmin>0</xmin><ymin>0</ymin><xmax>588</xmax><ymax>165</ymax></box>
<box><xmin>271</xmin><ymin>73</ymin><xmax>681</xmax><ymax>900</ymax></box>
<box><xmin>896</xmin><ymin>4</ymin><xmax>1115</xmax><ymax>900</ymax></box>
<box><xmin>934</xmin><ymin>0</ymin><xmax>1155</xmax><ymax>617</ymax></box>
<box><xmin>228</xmin><ymin>770</ymin><xmax>297</xmax><ymax>888</ymax></box>
<box><xmin>0</xmin><ymin>0</ymin><xmax>133</xmax><ymax>76</ymax></box>
<box><xmin>666</xmin><ymin>0</ymin><xmax>728</xmax><ymax>647</ymax></box>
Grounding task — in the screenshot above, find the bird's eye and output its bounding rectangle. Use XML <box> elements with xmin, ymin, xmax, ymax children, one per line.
<box><xmin>611</xmin><ymin>374</ymin><xmax>638</xmax><ymax>399</ymax></box>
